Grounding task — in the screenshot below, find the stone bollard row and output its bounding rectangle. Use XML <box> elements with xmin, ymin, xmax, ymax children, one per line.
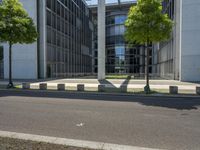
<box><xmin>120</xmin><ymin>85</ymin><xmax>127</xmax><ymax>93</ymax></box>
<box><xmin>23</xmin><ymin>83</ymin><xmax>200</xmax><ymax>96</ymax></box>
<box><xmin>98</xmin><ymin>84</ymin><xmax>106</xmax><ymax>92</ymax></box>
<box><xmin>22</xmin><ymin>83</ymin><xmax>30</xmax><ymax>89</ymax></box>
<box><xmin>39</xmin><ymin>83</ymin><xmax>47</xmax><ymax>90</ymax></box>
<box><xmin>77</xmin><ymin>84</ymin><xmax>85</xmax><ymax>91</ymax></box>
<box><xmin>57</xmin><ymin>84</ymin><xmax>65</xmax><ymax>91</ymax></box>
<box><xmin>169</xmin><ymin>86</ymin><xmax>178</xmax><ymax>94</ymax></box>
<box><xmin>196</xmin><ymin>87</ymin><xmax>200</xmax><ymax>95</ymax></box>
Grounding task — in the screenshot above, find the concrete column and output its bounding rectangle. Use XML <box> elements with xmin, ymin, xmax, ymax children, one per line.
<box><xmin>38</xmin><ymin>0</ymin><xmax>47</xmax><ymax>79</ymax></box>
<box><xmin>98</xmin><ymin>0</ymin><xmax>106</xmax><ymax>80</ymax></box>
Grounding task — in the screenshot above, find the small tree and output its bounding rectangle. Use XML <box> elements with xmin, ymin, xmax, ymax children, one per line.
<box><xmin>125</xmin><ymin>0</ymin><xmax>173</xmax><ymax>94</ymax></box>
<box><xmin>0</xmin><ymin>0</ymin><xmax>38</xmax><ymax>88</ymax></box>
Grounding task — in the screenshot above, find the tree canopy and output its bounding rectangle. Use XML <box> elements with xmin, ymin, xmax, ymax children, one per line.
<box><xmin>0</xmin><ymin>0</ymin><xmax>38</xmax><ymax>88</ymax></box>
<box><xmin>125</xmin><ymin>0</ymin><xmax>173</xmax><ymax>93</ymax></box>
<box><xmin>125</xmin><ymin>0</ymin><xmax>173</xmax><ymax>44</ymax></box>
<box><xmin>0</xmin><ymin>0</ymin><xmax>38</xmax><ymax>44</ymax></box>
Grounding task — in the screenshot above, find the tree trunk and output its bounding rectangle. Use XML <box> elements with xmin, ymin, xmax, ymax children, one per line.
<box><xmin>8</xmin><ymin>42</ymin><xmax>13</xmax><ymax>88</ymax></box>
<box><xmin>144</xmin><ymin>41</ymin><xmax>150</xmax><ymax>94</ymax></box>
<box><xmin>146</xmin><ymin>44</ymin><xmax>149</xmax><ymax>86</ymax></box>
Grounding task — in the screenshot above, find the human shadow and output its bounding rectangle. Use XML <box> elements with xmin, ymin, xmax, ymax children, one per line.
<box><xmin>0</xmin><ymin>90</ymin><xmax>200</xmax><ymax>110</ymax></box>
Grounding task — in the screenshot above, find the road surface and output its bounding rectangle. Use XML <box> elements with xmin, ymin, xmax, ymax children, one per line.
<box><xmin>0</xmin><ymin>90</ymin><xmax>200</xmax><ymax>150</ymax></box>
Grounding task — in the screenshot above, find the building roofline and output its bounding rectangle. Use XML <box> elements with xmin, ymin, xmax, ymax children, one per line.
<box><xmin>87</xmin><ymin>1</ymin><xmax>136</xmax><ymax>8</ymax></box>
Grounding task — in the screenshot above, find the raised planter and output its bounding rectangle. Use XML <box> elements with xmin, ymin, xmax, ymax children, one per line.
<box><xmin>39</xmin><ymin>83</ymin><xmax>47</xmax><ymax>90</ymax></box>
<box><xmin>77</xmin><ymin>84</ymin><xmax>84</xmax><ymax>92</ymax></box>
<box><xmin>169</xmin><ymin>86</ymin><xmax>178</xmax><ymax>94</ymax></box>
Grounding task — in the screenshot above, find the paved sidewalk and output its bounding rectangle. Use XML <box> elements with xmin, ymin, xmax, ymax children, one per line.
<box><xmin>1</xmin><ymin>79</ymin><xmax>199</xmax><ymax>91</ymax></box>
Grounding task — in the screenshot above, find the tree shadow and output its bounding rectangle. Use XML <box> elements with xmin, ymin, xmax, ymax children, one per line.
<box><xmin>98</xmin><ymin>79</ymin><xmax>117</xmax><ymax>88</ymax></box>
<box><xmin>0</xmin><ymin>90</ymin><xmax>199</xmax><ymax>110</ymax></box>
<box><xmin>98</xmin><ymin>75</ymin><xmax>131</xmax><ymax>92</ymax></box>
<box><xmin>120</xmin><ymin>75</ymin><xmax>131</xmax><ymax>92</ymax></box>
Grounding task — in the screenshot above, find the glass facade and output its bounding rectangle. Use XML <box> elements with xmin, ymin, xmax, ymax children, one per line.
<box><xmin>46</xmin><ymin>0</ymin><xmax>93</xmax><ymax>78</ymax></box>
<box><xmin>106</xmin><ymin>12</ymin><xmax>145</xmax><ymax>74</ymax></box>
<box><xmin>91</xmin><ymin>4</ymin><xmax>146</xmax><ymax>75</ymax></box>
<box><xmin>153</xmin><ymin>0</ymin><xmax>175</xmax><ymax>79</ymax></box>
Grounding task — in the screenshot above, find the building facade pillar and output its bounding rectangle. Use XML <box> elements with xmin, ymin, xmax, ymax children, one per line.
<box><xmin>97</xmin><ymin>0</ymin><xmax>105</xmax><ymax>80</ymax></box>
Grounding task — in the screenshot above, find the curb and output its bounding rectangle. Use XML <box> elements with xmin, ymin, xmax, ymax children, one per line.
<box><xmin>0</xmin><ymin>130</ymin><xmax>163</xmax><ymax>150</ymax></box>
<box><xmin>0</xmin><ymin>88</ymin><xmax>200</xmax><ymax>98</ymax></box>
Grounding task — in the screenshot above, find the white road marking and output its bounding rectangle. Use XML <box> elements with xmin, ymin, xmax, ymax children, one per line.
<box><xmin>76</xmin><ymin>123</ymin><xmax>85</xmax><ymax>127</ymax></box>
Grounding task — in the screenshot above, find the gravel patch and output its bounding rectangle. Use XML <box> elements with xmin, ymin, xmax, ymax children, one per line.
<box><xmin>0</xmin><ymin>137</ymin><xmax>97</xmax><ymax>150</ymax></box>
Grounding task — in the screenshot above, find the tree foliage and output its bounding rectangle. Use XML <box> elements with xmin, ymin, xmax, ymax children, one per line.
<box><xmin>0</xmin><ymin>0</ymin><xmax>38</xmax><ymax>88</ymax></box>
<box><xmin>0</xmin><ymin>0</ymin><xmax>38</xmax><ymax>44</ymax></box>
<box><xmin>125</xmin><ymin>0</ymin><xmax>173</xmax><ymax>44</ymax></box>
<box><xmin>125</xmin><ymin>0</ymin><xmax>173</xmax><ymax>93</ymax></box>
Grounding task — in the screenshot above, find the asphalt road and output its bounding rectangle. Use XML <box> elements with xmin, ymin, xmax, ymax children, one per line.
<box><xmin>0</xmin><ymin>90</ymin><xmax>200</xmax><ymax>150</ymax></box>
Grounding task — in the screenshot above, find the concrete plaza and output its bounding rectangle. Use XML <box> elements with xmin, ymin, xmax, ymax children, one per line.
<box><xmin>0</xmin><ymin>78</ymin><xmax>200</xmax><ymax>94</ymax></box>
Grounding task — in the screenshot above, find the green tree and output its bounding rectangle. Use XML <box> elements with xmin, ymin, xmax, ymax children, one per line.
<box><xmin>0</xmin><ymin>0</ymin><xmax>38</xmax><ymax>88</ymax></box>
<box><xmin>125</xmin><ymin>0</ymin><xmax>173</xmax><ymax>94</ymax></box>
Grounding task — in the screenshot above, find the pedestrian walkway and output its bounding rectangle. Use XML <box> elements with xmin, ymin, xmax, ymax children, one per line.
<box><xmin>0</xmin><ymin>79</ymin><xmax>199</xmax><ymax>93</ymax></box>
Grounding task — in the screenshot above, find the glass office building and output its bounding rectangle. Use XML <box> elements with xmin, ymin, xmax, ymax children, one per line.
<box><xmin>152</xmin><ymin>0</ymin><xmax>200</xmax><ymax>81</ymax></box>
<box><xmin>1</xmin><ymin>0</ymin><xmax>93</xmax><ymax>79</ymax></box>
<box><xmin>152</xmin><ymin>0</ymin><xmax>176</xmax><ymax>79</ymax></box>
<box><xmin>106</xmin><ymin>11</ymin><xmax>145</xmax><ymax>74</ymax></box>
<box><xmin>46</xmin><ymin>0</ymin><xmax>93</xmax><ymax>78</ymax></box>
<box><xmin>90</xmin><ymin>2</ymin><xmax>147</xmax><ymax>75</ymax></box>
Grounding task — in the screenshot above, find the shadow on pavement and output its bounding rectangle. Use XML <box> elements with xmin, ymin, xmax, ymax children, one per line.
<box><xmin>98</xmin><ymin>76</ymin><xmax>131</xmax><ymax>92</ymax></box>
<box><xmin>0</xmin><ymin>90</ymin><xmax>200</xmax><ymax>110</ymax></box>
<box><xmin>120</xmin><ymin>76</ymin><xmax>131</xmax><ymax>92</ymax></box>
<box><xmin>98</xmin><ymin>79</ymin><xmax>117</xmax><ymax>88</ymax></box>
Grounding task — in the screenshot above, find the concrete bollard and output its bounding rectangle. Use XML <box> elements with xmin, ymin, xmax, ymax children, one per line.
<box><xmin>196</xmin><ymin>87</ymin><xmax>200</xmax><ymax>95</ymax></box>
<box><xmin>57</xmin><ymin>84</ymin><xmax>65</xmax><ymax>91</ymax></box>
<box><xmin>22</xmin><ymin>83</ymin><xmax>30</xmax><ymax>89</ymax></box>
<box><xmin>98</xmin><ymin>84</ymin><xmax>106</xmax><ymax>92</ymax></box>
<box><xmin>169</xmin><ymin>86</ymin><xmax>178</xmax><ymax>94</ymax></box>
<box><xmin>39</xmin><ymin>83</ymin><xmax>47</xmax><ymax>90</ymax></box>
<box><xmin>77</xmin><ymin>84</ymin><xmax>84</xmax><ymax>92</ymax></box>
<box><xmin>120</xmin><ymin>85</ymin><xmax>127</xmax><ymax>93</ymax></box>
